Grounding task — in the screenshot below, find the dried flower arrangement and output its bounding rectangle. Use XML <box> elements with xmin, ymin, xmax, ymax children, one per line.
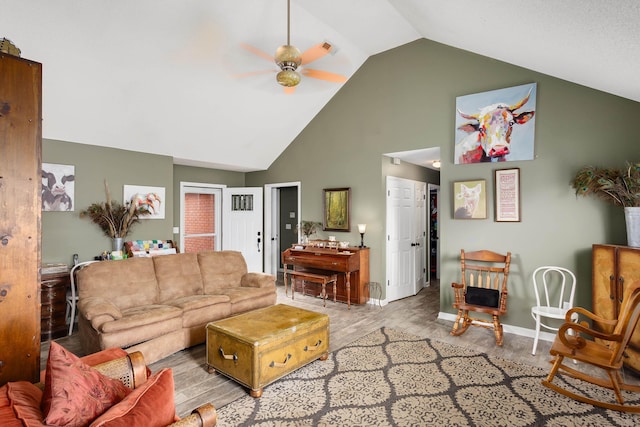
<box><xmin>80</xmin><ymin>180</ymin><xmax>151</xmax><ymax>238</ymax></box>
<box><xmin>571</xmin><ymin>162</ymin><xmax>640</xmax><ymax>207</ymax></box>
<box><xmin>295</xmin><ymin>220</ymin><xmax>322</xmax><ymax>237</ymax></box>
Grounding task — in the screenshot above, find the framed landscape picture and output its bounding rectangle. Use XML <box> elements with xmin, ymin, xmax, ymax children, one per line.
<box><xmin>323</xmin><ymin>188</ymin><xmax>351</xmax><ymax>231</ymax></box>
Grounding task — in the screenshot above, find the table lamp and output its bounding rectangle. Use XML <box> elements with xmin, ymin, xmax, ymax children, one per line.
<box><xmin>358</xmin><ymin>223</ymin><xmax>367</xmax><ymax>248</ymax></box>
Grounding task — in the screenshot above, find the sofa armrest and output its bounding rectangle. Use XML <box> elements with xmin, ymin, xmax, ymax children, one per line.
<box><xmin>241</xmin><ymin>272</ymin><xmax>276</xmax><ymax>289</ymax></box>
<box><xmin>170</xmin><ymin>403</ymin><xmax>217</xmax><ymax>427</ymax></box>
<box><xmin>79</xmin><ymin>296</ymin><xmax>123</xmax><ymax>329</ymax></box>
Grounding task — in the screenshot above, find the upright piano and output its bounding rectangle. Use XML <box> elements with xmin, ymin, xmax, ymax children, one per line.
<box><xmin>281</xmin><ymin>244</ymin><xmax>370</xmax><ymax>305</ymax></box>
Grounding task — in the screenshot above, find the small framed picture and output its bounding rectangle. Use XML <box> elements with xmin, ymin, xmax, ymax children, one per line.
<box><xmin>323</xmin><ymin>188</ymin><xmax>351</xmax><ymax>231</ymax></box>
<box><xmin>495</xmin><ymin>168</ymin><xmax>521</xmax><ymax>222</ymax></box>
<box><xmin>453</xmin><ymin>179</ymin><xmax>487</xmax><ymax>219</ymax></box>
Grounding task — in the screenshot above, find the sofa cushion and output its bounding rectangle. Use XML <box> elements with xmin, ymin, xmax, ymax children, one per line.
<box><xmin>99</xmin><ymin>305</ymin><xmax>182</xmax><ymax>334</ymax></box>
<box><xmin>153</xmin><ymin>253</ymin><xmax>204</xmax><ymax>302</ymax></box>
<box><xmin>41</xmin><ymin>342</ymin><xmax>131</xmax><ymax>427</ymax></box>
<box><xmin>1</xmin><ymin>382</ymin><xmax>44</xmax><ymax>427</ymax></box>
<box><xmin>89</xmin><ymin>368</ymin><xmax>177</xmax><ymax>427</ymax></box>
<box><xmin>98</xmin><ymin>308</ymin><xmax>184</xmax><ymax>351</ymax></box>
<box><xmin>198</xmin><ymin>251</ymin><xmax>247</xmax><ymax>293</ymax></box>
<box><xmin>167</xmin><ymin>294</ymin><xmax>230</xmax><ymax>312</ymax></box>
<box><xmin>217</xmin><ymin>286</ymin><xmax>275</xmax><ymax>304</ymax></box>
<box><xmin>78</xmin><ymin>257</ymin><xmax>158</xmax><ymax>310</ymax></box>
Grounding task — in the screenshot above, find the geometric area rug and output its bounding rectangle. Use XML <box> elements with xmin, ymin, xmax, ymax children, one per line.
<box><xmin>216</xmin><ymin>328</ymin><xmax>640</xmax><ymax>426</ymax></box>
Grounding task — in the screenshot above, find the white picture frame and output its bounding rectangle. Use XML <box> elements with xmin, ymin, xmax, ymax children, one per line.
<box><xmin>123</xmin><ymin>185</ymin><xmax>165</xmax><ymax>219</ymax></box>
<box><xmin>42</xmin><ymin>163</ymin><xmax>75</xmax><ymax>211</ymax></box>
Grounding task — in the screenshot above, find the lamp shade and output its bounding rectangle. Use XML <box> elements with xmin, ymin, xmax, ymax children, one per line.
<box><xmin>358</xmin><ymin>224</ymin><xmax>367</xmax><ymax>234</ymax></box>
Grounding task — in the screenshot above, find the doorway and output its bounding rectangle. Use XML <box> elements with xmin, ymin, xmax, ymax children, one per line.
<box><xmin>428</xmin><ymin>184</ymin><xmax>440</xmax><ymax>281</ymax></box>
<box><xmin>264</xmin><ymin>182</ymin><xmax>301</xmax><ymax>276</ymax></box>
<box><xmin>385</xmin><ymin>176</ymin><xmax>427</xmax><ymax>302</ymax></box>
<box><xmin>180</xmin><ymin>182</ymin><xmax>223</xmax><ymax>253</ymax></box>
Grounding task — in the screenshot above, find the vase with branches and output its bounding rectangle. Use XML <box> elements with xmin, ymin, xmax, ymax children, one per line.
<box><xmin>80</xmin><ymin>180</ymin><xmax>151</xmax><ymax>249</ymax></box>
<box><xmin>571</xmin><ymin>162</ymin><xmax>640</xmax><ymax>247</ymax></box>
<box><xmin>295</xmin><ymin>220</ymin><xmax>322</xmax><ymax>243</ymax></box>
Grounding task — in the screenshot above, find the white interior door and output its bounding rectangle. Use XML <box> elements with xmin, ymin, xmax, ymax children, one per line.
<box><xmin>386</xmin><ymin>176</ymin><xmax>415</xmax><ymax>302</ymax></box>
<box><xmin>222</xmin><ymin>187</ymin><xmax>263</xmax><ymax>272</ymax></box>
<box><xmin>414</xmin><ymin>182</ymin><xmax>427</xmax><ymax>291</ymax></box>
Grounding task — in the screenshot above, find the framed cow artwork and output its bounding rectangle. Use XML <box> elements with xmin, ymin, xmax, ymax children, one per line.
<box><xmin>454</xmin><ymin>83</ymin><xmax>537</xmax><ymax>165</ymax></box>
<box><xmin>42</xmin><ymin>163</ymin><xmax>75</xmax><ymax>211</ymax></box>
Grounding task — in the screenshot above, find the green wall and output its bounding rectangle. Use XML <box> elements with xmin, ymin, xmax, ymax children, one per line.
<box><xmin>42</xmin><ymin>140</ymin><xmax>174</xmax><ymax>263</ymax></box>
<box><xmin>41</xmin><ymin>142</ymin><xmax>245</xmax><ymax>263</ymax></box>
<box><xmin>247</xmin><ymin>38</ymin><xmax>640</xmax><ymax>330</ymax></box>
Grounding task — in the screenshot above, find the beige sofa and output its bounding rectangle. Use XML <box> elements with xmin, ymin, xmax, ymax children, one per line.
<box><xmin>76</xmin><ymin>250</ymin><xmax>276</xmax><ymax>363</ymax></box>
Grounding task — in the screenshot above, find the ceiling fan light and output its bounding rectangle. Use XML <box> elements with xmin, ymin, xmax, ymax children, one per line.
<box><xmin>276</xmin><ymin>69</ymin><xmax>301</xmax><ymax>87</ymax></box>
<box><xmin>275</xmin><ymin>45</ymin><xmax>302</xmax><ymax>68</ymax></box>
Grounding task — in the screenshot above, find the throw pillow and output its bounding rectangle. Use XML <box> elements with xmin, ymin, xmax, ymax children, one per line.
<box><xmin>89</xmin><ymin>368</ymin><xmax>177</xmax><ymax>427</ymax></box>
<box><xmin>41</xmin><ymin>342</ymin><xmax>131</xmax><ymax>427</ymax></box>
<box><xmin>2</xmin><ymin>381</ymin><xmax>43</xmax><ymax>427</ymax></box>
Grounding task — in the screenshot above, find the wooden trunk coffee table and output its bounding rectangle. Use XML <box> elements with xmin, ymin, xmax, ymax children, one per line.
<box><xmin>206</xmin><ymin>304</ymin><xmax>330</xmax><ymax>397</ymax></box>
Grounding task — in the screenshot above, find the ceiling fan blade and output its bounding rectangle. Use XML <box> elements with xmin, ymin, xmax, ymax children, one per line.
<box><xmin>301</xmin><ymin>68</ymin><xmax>347</xmax><ymax>84</ymax></box>
<box><xmin>283</xmin><ymin>86</ymin><xmax>296</xmax><ymax>95</ymax></box>
<box><xmin>301</xmin><ymin>42</ymin><xmax>332</xmax><ymax>65</ymax></box>
<box><xmin>240</xmin><ymin>43</ymin><xmax>274</xmax><ymax>63</ymax></box>
<box><xmin>234</xmin><ymin>69</ymin><xmax>275</xmax><ymax>79</ymax></box>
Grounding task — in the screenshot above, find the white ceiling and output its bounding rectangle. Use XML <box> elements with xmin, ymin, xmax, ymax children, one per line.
<box><xmin>2</xmin><ymin>0</ymin><xmax>638</xmax><ymax>172</ymax></box>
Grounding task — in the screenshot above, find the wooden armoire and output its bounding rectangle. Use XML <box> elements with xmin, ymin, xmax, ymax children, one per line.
<box><xmin>0</xmin><ymin>52</ymin><xmax>42</xmax><ymax>385</ymax></box>
<box><xmin>592</xmin><ymin>244</ymin><xmax>640</xmax><ymax>373</ymax></box>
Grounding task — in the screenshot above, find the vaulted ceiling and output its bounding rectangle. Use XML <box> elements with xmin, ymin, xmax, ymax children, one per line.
<box><xmin>3</xmin><ymin>0</ymin><xmax>638</xmax><ymax>171</ymax></box>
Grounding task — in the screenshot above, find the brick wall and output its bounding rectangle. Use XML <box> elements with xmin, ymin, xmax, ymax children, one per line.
<box><xmin>184</xmin><ymin>193</ymin><xmax>216</xmax><ymax>253</ymax></box>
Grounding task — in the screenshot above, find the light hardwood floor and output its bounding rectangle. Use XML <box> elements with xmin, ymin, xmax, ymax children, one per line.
<box><xmin>42</xmin><ymin>279</ymin><xmax>603</xmax><ymax>418</ymax></box>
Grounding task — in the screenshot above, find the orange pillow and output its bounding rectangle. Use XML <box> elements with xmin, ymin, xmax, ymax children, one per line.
<box><xmin>1</xmin><ymin>382</ymin><xmax>44</xmax><ymax>427</ymax></box>
<box><xmin>41</xmin><ymin>342</ymin><xmax>131</xmax><ymax>427</ymax></box>
<box><xmin>89</xmin><ymin>368</ymin><xmax>177</xmax><ymax>427</ymax></box>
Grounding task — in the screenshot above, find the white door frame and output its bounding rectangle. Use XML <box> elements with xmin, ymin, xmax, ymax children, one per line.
<box><xmin>264</xmin><ymin>182</ymin><xmax>301</xmax><ymax>276</ymax></box>
<box><xmin>179</xmin><ymin>181</ymin><xmax>225</xmax><ymax>252</ymax></box>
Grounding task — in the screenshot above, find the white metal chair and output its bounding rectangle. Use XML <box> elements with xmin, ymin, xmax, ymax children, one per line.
<box><xmin>66</xmin><ymin>260</ymin><xmax>97</xmax><ymax>335</ymax></box>
<box><xmin>530</xmin><ymin>266</ymin><xmax>577</xmax><ymax>355</ymax></box>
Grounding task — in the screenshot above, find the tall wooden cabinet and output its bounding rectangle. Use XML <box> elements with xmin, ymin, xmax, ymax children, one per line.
<box><xmin>592</xmin><ymin>244</ymin><xmax>640</xmax><ymax>373</ymax></box>
<box><xmin>0</xmin><ymin>53</ymin><xmax>42</xmax><ymax>385</ymax></box>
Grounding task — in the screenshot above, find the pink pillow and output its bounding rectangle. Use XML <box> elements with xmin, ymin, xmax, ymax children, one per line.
<box><xmin>41</xmin><ymin>342</ymin><xmax>131</xmax><ymax>427</ymax></box>
<box><xmin>89</xmin><ymin>368</ymin><xmax>177</xmax><ymax>427</ymax></box>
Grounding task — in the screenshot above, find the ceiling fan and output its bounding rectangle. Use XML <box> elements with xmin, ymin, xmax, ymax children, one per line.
<box><xmin>238</xmin><ymin>0</ymin><xmax>347</xmax><ymax>94</ymax></box>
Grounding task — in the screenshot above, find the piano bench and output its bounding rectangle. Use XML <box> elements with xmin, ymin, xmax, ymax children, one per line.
<box><xmin>285</xmin><ymin>270</ymin><xmax>339</xmax><ymax>307</ymax></box>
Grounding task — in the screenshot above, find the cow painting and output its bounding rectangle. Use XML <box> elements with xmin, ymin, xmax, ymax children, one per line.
<box><xmin>42</xmin><ymin>163</ymin><xmax>75</xmax><ymax>211</ymax></box>
<box><xmin>454</xmin><ymin>83</ymin><xmax>536</xmax><ymax>164</ymax></box>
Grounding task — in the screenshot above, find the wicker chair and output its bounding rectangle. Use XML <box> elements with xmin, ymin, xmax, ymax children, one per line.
<box><xmin>94</xmin><ymin>351</ymin><xmax>218</xmax><ymax>426</ymax></box>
